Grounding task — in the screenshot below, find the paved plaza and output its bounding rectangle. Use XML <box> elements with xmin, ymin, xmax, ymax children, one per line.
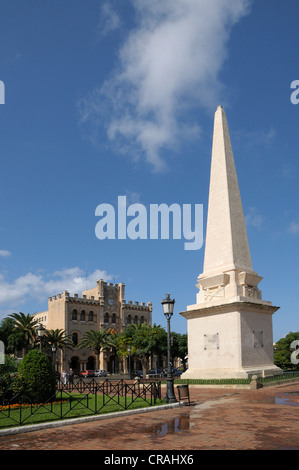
<box><xmin>0</xmin><ymin>382</ymin><xmax>298</xmax><ymax>451</ymax></box>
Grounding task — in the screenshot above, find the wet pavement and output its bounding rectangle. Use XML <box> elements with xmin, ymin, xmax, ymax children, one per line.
<box><xmin>0</xmin><ymin>383</ymin><xmax>299</xmax><ymax>451</ymax></box>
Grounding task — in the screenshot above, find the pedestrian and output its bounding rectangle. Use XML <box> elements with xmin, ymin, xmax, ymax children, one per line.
<box><xmin>68</xmin><ymin>368</ymin><xmax>74</xmax><ymax>384</ymax></box>
<box><xmin>62</xmin><ymin>370</ymin><xmax>67</xmax><ymax>385</ymax></box>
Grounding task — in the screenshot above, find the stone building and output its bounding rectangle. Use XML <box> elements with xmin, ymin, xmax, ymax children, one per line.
<box><xmin>33</xmin><ymin>279</ymin><xmax>152</xmax><ymax>374</ymax></box>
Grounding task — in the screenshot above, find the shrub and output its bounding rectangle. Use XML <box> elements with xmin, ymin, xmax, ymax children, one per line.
<box><xmin>0</xmin><ymin>355</ymin><xmax>18</xmax><ymax>404</ymax></box>
<box><xmin>14</xmin><ymin>350</ymin><xmax>56</xmax><ymax>404</ymax></box>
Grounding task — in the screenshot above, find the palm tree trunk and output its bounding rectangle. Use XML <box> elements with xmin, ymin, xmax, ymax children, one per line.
<box><xmin>141</xmin><ymin>355</ymin><xmax>148</xmax><ymax>378</ymax></box>
<box><xmin>97</xmin><ymin>350</ymin><xmax>100</xmax><ymax>370</ymax></box>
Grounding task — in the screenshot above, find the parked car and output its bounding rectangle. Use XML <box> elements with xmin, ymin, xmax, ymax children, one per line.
<box><xmin>94</xmin><ymin>369</ymin><xmax>107</xmax><ymax>377</ymax></box>
<box><xmin>146</xmin><ymin>369</ymin><xmax>163</xmax><ymax>378</ymax></box>
<box><xmin>79</xmin><ymin>370</ymin><xmax>94</xmax><ymax>377</ymax></box>
<box><xmin>133</xmin><ymin>370</ymin><xmax>143</xmax><ymax>378</ymax></box>
<box><xmin>163</xmin><ymin>368</ymin><xmax>183</xmax><ymax>377</ymax></box>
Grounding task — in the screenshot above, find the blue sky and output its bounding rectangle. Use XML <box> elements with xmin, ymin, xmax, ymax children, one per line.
<box><xmin>0</xmin><ymin>0</ymin><xmax>298</xmax><ymax>342</ymax></box>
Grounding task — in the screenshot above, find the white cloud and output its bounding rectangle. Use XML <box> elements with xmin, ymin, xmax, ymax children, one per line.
<box><xmin>0</xmin><ymin>250</ymin><xmax>11</xmax><ymax>257</ymax></box>
<box><xmin>288</xmin><ymin>221</ymin><xmax>299</xmax><ymax>234</ymax></box>
<box><xmin>0</xmin><ymin>267</ymin><xmax>115</xmax><ymax>312</ymax></box>
<box><xmin>78</xmin><ymin>0</ymin><xmax>251</xmax><ymax>171</ymax></box>
<box><xmin>98</xmin><ymin>3</ymin><xmax>121</xmax><ymax>36</ymax></box>
<box><xmin>245</xmin><ymin>207</ymin><xmax>263</xmax><ymax>230</ymax></box>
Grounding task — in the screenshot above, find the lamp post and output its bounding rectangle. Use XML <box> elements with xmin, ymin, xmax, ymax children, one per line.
<box><xmin>37</xmin><ymin>323</ymin><xmax>45</xmax><ymax>351</ymax></box>
<box><xmin>128</xmin><ymin>345</ymin><xmax>132</xmax><ymax>380</ymax></box>
<box><xmin>161</xmin><ymin>294</ymin><xmax>177</xmax><ymax>403</ymax></box>
<box><xmin>51</xmin><ymin>344</ymin><xmax>57</xmax><ymax>372</ymax></box>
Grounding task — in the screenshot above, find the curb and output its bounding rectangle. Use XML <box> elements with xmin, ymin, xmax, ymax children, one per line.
<box><xmin>0</xmin><ymin>402</ymin><xmax>183</xmax><ymax>437</ymax></box>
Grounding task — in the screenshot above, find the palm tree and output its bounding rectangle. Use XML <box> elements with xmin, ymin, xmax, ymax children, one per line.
<box><xmin>0</xmin><ymin>317</ymin><xmax>23</xmax><ymax>355</ymax></box>
<box><xmin>78</xmin><ymin>330</ymin><xmax>115</xmax><ymax>369</ymax></box>
<box><xmin>43</xmin><ymin>328</ymin><xmax>74</xmax><ymax>352</ymax></box>
<box><xmin>43</xmin><ymin>329</ymin><xmax>74</xmax><ymax>370</ymax></box>
<box><xmin>9</xmin><ymin>312</ymin><xmax>39</xmax><ymax>357</ymax></box>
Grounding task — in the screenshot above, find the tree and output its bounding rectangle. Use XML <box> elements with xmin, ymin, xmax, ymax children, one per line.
<box><xmin>171</xmin><ymin>332</ymin><xmax>188</xmax><ymax>370</ymax></box>
<box><xmin>112</xmin><ymin>330</ymin><xmax>132</xmax><ymax>370</ymax></box>
<box><xmin>121</xmin><ymin>323</ymin><xmax>167</xmax><ymax>377</ymax></box>
<box><xmin>14</xmin><ymin>349</ymin><xmax>56</xmax><ymax>404</ymax></box>
<box><xmin>43</xmin><ymin>329</ymin><xmax>74</xmax><ymax>352</ymax></box>
<box><xmin>0</xmin><ymin>355</ymin><xmax>18</xmax><ymax>404</ymax></box>
<box><xmin>9</xmin><ymin>312</ymin><xmax>38</xmax><ymax>356</ymax></box>
<box><xmin>78</xmin><ymin>329</ymin><xmax>115</xmax><ymax>369</ymax></box>
<box><xmin>0</xmin><ymin>317</ymin><xmax>23</xmax><ymax>354</ymax></box>
<box><xmin>274</xmin><ymin>332</ymin><xmax>299</xmax><ymax>370</ymax></box>
<box><xmin>42</xmin><ymin>329</ymin><xmax>74</xmax><ymax>368</ymax></box>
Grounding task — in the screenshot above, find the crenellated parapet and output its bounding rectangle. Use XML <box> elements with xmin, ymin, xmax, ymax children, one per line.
<box><xmin>122</xmin><ymin>300</ymin><xmax>152</xmax><ymax>311</ymax></box>
<box><xmin>48</xmin><ymin>290</ymin><xmax>100</xmax><ymax>306</ymax></box>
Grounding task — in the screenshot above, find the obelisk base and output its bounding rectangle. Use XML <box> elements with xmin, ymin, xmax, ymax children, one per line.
<box><xmin>181</xmin><ymin>365</ymin><xmax>281</xmax><ymax>380</ymax></box>
<box><xmin>180</xmin><ymin>299</ymin><xmax>281</xmax><ymax>380</ymax></box>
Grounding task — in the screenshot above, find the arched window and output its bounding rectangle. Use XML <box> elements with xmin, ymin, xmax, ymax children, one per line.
<box><xmin>72</xmin><ymin>309</ymin><xmax>77</xmax><ymax>321</ymax></box>
<box><xmin>104</xmin><ymin>313</ymin><xmax>109</xmax><ymax>324</ymax></box>
<box><xmin>88</xmin><ymin>311</ymin><xmax>93</xmax><ymax>322</ymax></box>
<box><xmin>140</xmin><ymin>316</ymin><xmax>144</xmax><ymax>324</ymax></box>
<box><xmin>127</xmin><ymin>315</ymin><xmax>132</xmax><ymax>325</ymax></box>
<box><xmin>112</xmin><ymin>313</ymin><xmax>116</xmax><ymax>324</ymax></box>
<box><xmin>80</xmin><ymin>310</ymin><xmax>85</xmax><ymax>321</ymax></box>
<box><xmin>72</xmin><ymin>332</ymin><xmax>79</xmax><ymax>346</ymax></box>
<box><xmin>134</xmin><ymin>315</ymin><xmax>138</xmax><ymax>324</ymax></box>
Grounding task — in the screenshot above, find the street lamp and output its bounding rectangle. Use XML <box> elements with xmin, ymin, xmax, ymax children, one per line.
<box><xmin>37</xmin><ymin>323</ymin><xmax>45</xmax><ymax>351</ymax></box>
<box><xmin>51</xmin><ymin>344</ymin><xmax>57</xmax><ymax>372</ymax></box>
<box><xmin>128</xmin><ymin>345</ymin><xmax>132</xmax><ymax>380</ymax></box>
<box><xmin>161</xmin><ymin>294</ymin><xmax>177</xmax><ymax>403</ymax></box>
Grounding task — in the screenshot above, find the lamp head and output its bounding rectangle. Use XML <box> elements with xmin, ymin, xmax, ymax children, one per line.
<box><xmin>161</xmin><ymin>294</ymin><xmax>175</xmax><ymax>319</ymax></box>
<box><xmin>37</xmin><ymin>323</ymin><xmax>45</xmax><ymax>338</ymax></box>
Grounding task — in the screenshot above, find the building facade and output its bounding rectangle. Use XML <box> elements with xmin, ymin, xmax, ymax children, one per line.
<box><xmin>33</xmin><ymin>279</ymin><xmax>152</xmax><ymax>374</ymax></box>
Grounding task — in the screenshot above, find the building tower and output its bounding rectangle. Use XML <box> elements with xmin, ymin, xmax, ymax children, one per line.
<box><xmin>180</xmin><ymin>106</ymin><xmax>281</xmax><ymax>379</ymax></box>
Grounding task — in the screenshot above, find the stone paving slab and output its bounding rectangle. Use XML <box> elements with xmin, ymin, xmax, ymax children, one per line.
<box><xmin>0</xmin><ymin>383</ymin><xmax>298</xmax><ymax>451</ymax></box>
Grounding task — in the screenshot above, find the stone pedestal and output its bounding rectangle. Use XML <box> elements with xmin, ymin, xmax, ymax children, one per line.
<box><xmin>181</xmin><ymin>299</ymin><xmax>281</xmax><ymax>379</ymax></box>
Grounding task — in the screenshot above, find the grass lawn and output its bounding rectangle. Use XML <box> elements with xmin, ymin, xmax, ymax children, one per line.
<box><xmin>0</xmin><ymin>392</ymin><xmax>166</xmax><ymax>429</ymax></box>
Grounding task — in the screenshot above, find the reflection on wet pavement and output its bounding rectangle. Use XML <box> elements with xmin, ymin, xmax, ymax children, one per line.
<box><xmin>151</xmin><ymin>414</ymin><xmax>190</xmax><ymax>437</ymax></box>
<box><xmin>275</xmin><ymin>392</ymin><xmax>299</xmax><ymax>406</ymax></box>
<box><xmin>149</xmin><ymin>391</ymin><xmax>299</xmax><ymax>438</ymax></box>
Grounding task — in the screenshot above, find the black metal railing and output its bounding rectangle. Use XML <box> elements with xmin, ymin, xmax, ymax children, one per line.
<box><xmin>0</xmin><ymin>379</ymin><xmax>162</xmax><ymax>429</ymax></box>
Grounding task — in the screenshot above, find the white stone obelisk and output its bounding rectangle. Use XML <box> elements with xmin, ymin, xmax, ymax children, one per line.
<box><xmin>181</xmin><ymin>106</ymin><xmax>281</xmax><ymax>379</ymax></box>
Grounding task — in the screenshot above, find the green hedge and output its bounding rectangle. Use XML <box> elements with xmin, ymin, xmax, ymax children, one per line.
<box><xmin>171</xmin><ymin>378</ymin><xmax>251</xmax><ymax>385</ymax></box>
<box><xmin>260</xmin><ymin>371</ymin><xmax>299</xmax><ymax>384</ymax></box>
<box><xmin>14</xmin><ymin>349</ymin><xmax>56</xmax><ymax>404</ymax></box>
<box><xmin>166</xmin><ymin>373</ymin><xmax>299</xmax><ymax>385</ymax></box>
<box><xmin>0</xmin><ymin>355</ymin><xmax>18</xmax><ymax>404</ymax></box>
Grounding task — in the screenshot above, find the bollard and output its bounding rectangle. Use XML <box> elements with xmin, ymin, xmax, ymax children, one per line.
<box><xmin>250</xmin><ymin>375</ymin><xmax>262</xmax><ymax>390</ymax></box>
